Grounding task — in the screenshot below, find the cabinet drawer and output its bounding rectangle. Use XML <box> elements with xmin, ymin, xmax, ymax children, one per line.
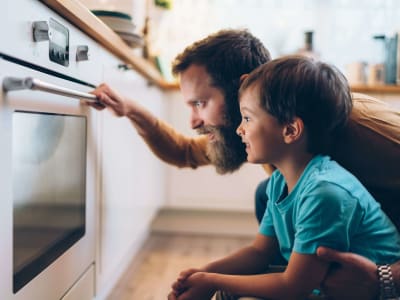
<box><xmin>61</xmin><ymin>265</ymin><xmax>95</xmax><ymax>300</ymax></box>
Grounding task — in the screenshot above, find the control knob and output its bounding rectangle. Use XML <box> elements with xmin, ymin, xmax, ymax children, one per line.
<box><xmin>76</xmin><ymin>45</ymin><xmax>89</xmax><ymax>62</ymax></box>
<box><xmin>32</xmin><ymin>21</ymin><xmax>49</xmax><ymax>42</ymax></box>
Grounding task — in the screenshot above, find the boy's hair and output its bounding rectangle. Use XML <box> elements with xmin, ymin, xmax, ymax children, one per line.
<box><xmin>240</xmin><ymin>55</ymin><xmax>352</xmax><ymax>154</ymax></box>
<box><xmin>172</xmin><ymin>29</ymin><xmax>271</xmax><ymax>126</ymax></box>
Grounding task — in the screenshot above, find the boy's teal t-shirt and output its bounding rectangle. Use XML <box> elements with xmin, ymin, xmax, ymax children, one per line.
<box><xmin>259</xmin><ymin>155</ymin><xmax>400</xmax><ymax>264</ymax></box>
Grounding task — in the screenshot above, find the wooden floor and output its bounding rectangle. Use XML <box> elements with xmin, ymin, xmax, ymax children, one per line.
<box><xmin>106</xmin><ymin>233</ymin><xmax>252</xmax><ymax>300</ymax></box>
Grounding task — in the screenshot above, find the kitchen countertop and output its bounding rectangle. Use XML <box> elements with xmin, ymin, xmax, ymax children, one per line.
<box><xmin>40</xmin><ymin>0</ymin><xmax>178</xmax><ymax>90</ymax></box>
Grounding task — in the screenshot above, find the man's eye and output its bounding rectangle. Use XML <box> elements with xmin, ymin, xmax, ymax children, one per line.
<box><xmin>194</xmin><ymin>101</ymin><xmax>204</xmax><ymax>107</ymax></box>
<box><xmin>243</xmin><ymin>116</ymin><xmax>250</xmax><ymax>122</ymax></box>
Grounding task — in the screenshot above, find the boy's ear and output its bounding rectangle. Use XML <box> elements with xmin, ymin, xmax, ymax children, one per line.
<box><xmin>283</xmin><ymin>117</ymin><xmax>304</xmax><ymax>144</ymax></box>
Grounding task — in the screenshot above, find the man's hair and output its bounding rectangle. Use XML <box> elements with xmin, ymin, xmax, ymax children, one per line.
<box><xmin>172</xmin><ymin>29</ymin><xmax>271</xmax><ymax>126</ymax></box>
<box><xmin>240</xmin><ymin>55</ymin><xmax>353</xmax><ymax>154</ymax></box>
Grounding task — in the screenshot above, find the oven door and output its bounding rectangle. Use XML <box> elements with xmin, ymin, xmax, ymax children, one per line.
<box><xmin>0</xmin><ymin>58</ymin><xmax>97</xmax><ymax>300</ymax></box>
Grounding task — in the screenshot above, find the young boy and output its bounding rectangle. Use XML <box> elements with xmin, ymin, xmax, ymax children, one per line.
<box><xmin>169</xmin><ymin>56</ymin><xmax>400</xmax><ymax>300</ymax></box>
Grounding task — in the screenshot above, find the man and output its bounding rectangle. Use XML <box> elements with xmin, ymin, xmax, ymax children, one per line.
<box><xmin>89</xmin><ymin>29</ymin><xmax>400</xmax><ymax>299</ymax></box>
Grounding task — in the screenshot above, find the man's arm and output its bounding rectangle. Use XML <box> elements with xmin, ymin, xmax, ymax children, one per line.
<box><xmin>393</xmin><ymin>261</ymin><xmax>400</xmax><ymax>292</ymax></box>
<box><xmin>89</xmin><ymin>83</ymin><xmax>210</xmax><ymax>168</ymax></box>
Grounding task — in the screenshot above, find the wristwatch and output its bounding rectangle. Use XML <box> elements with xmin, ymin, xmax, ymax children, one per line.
<box><xmin>378</xmin><ymin>264</ymin><xmax>400</xmax><ymax>300</ymax></box>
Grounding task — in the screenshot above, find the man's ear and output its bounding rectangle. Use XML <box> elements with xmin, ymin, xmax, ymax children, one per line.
<box><xmin>239</xmin><ymin>74</ymin><xmax>249</xmax><ymax>85</ymax></box>
<box><xmin>283</xmin><ymin>117</ymin><xmax>304</xmax><ymax>144</ymax></box>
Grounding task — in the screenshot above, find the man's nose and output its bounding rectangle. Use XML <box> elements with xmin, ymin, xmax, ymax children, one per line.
<box><xmin>190</xmin><ymin>112</ymin><xmax>203</xmax><ymax>129</ymax></box>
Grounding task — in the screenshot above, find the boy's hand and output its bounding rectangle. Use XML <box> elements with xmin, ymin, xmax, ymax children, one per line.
<box><xmin>171</xmin><ymin>268</ymin><xmax>202</xmax><ymax>296</ymax></box>
<box><xmin>169</xmin><ymin>272</ymin><xmax>215</xmax><ymax>300</ymax></box>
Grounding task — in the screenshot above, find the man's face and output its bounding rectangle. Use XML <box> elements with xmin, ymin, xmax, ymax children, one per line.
<box><xmin>180</xmin><ymin>64</ymin><xmax>246</xmax><ymax>174</ymax></box>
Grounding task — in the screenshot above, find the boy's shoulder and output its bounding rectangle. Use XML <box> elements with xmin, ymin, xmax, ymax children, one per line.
<box><xmin>269</xmin><ymin>155</ymin><xmax>346</xmax><ymax>190</ymax></box>
<box><xmin>301</xmin><ymin>156</ymin><xmax>374</xmax><ymax>202</ymax></box>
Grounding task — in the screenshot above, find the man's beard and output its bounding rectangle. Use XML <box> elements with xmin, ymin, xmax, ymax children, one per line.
<box><xmin>197</xmin><ymin>123</ymin><xmax>247</xmax><ymax>174</ymax></box>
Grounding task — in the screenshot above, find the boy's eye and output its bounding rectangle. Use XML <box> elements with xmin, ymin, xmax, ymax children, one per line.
<box><xmin>243</xmin><ymin>116</ymin><xmax>250</xmax><ymax>122</ymax></box>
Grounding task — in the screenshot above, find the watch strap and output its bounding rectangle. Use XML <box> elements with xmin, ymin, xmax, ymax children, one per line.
<box><xmin>378</xmin><ymin>264</ymin><xmax>400</xmax><ymax>300</ymax></box>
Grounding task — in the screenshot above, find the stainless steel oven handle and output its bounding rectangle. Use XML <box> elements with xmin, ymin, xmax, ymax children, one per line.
<box><xmin>2</xmin><ymin>76</ymin><xmax>99</xmax><ymax>102</ymax></box>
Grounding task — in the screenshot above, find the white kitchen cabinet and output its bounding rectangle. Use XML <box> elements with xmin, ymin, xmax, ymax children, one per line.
<box><xmin>95</xmin><ymin>51</ymin><xmax>167</xmax><ymax>299</ymax></box>
<box><xmin>61</xmin><ymin>265</ymin><xmax>95</xmax><ymax>300</ymax></box>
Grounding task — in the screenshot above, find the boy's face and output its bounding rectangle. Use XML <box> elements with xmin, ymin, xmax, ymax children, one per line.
<box><xmin>237</xmin><ymin>85</ymin><xmax>285</xmax><ymax>164</ymax></box>
<box><xmin>179</xmin><ymin>64</ymin><xmax>246</xmax><ymax>173</ymax></box>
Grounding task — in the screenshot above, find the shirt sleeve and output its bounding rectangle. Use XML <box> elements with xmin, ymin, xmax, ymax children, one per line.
<box><xmin>138</xmin><ymin>118</ymin><xmax>211</xmax><ymax>168</ymax></box>
<box><xmin>293</xmin><ymin>181</ymin><xmax>359</xmax><ymax>254</ymax></box>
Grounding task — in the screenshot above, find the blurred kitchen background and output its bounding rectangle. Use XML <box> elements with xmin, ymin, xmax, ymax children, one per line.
<box><xmin>2</xmin><ymin>0</ymin><xmax>399</xmax><ymax>299</ymax></box>
<box><xmin>77</xmin><ymin>1</ymin><xmax>400</xmax><ymax>298</ymax></box>
<box><xmin>77</xmin><ymin>1</ymin><xmax>400</xmax><ymax>299</ymax></box>
<box><xmin>82</xmin><ymin>0</ymin><xmax>400</xmax><ymax>84</ymax></box>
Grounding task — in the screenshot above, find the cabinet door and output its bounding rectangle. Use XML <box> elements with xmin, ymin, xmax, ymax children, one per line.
<box><xmin>96</xmin><ymin>52</ymin><xmax>166</xmax><ymax>297</ymax></box>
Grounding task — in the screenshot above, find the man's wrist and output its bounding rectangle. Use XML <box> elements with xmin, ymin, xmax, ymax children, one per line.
<box><xmin>391</xmin><ymin>261</ymin><xmax>400</xmax><ymax>292</ymax></box>
<box><xmin>377</xmin><ymin>264</ymin><xmax>400</xmax><ymax>300</ymax></box>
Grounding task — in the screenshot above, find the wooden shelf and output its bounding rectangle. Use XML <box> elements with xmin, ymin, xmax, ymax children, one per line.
<box><xmin>350</xmin><ymin>84</ymin><xmax>400</xmax><ymax>94</ymax></box>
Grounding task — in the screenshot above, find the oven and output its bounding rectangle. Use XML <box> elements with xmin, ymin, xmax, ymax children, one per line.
<box><xmin>0</xmin><ymin>1</ymin><xmax>101</xmax><ymax>299</ymax></box>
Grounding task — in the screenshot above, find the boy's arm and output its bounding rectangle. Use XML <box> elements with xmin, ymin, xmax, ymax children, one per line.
<box><xmin>204</xmin><ymin>251</ymin><xmax>329</xmax><ymax>299</ymax></box>
<box><xmin>203</xmin><ymin>234</ymin><xmax>279</xmax><ymax>274</ymax></box>
<box><xmin>90</xmin><ymin>83</ymin><xmax>210</xmax><ymax>168</ymax></box>
<box><xmin>172</xmin><ymin>234</ymin><xmax>329</xmax><ymax>299</ymax></box>
<box><xmin>171</xmin><ymin>234</ymin><xmax>279</xmax><ymax>298</ymax></box>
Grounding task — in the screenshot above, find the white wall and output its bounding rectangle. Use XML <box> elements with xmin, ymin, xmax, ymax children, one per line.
<box><xmin>79</xmin><ymin>0</ymin><xmax>400</xmax><ymax>75</ymax></box>
<box><xmin>149</xmin><ymin>0</ymin><xmax>400</xmax><ymax>76</ymax></box>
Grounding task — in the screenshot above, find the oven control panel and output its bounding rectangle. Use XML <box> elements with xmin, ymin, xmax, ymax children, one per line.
<box><xmin>0</xmin><ymin>0</ymin><xmax>101</xmax><ymax>87</ymax></box>
<box><xmin>32</xmin><ymin>18</ymin><xmax>69</xmax><ymax>66</ymax></box>
<box><xmin>48</xmin><ymin>18</ymin><xmax>69</xmax><ymax>66</ymax></box>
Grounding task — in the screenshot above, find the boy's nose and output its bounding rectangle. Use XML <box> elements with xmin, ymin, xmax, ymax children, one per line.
<box><xmin>236</xmin><ymin>124</ymin><xmax>244</xmax><ymax>136</ymax></box>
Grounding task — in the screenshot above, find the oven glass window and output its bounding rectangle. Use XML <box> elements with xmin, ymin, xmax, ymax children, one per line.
<box><xmin>12</xmin><ymin>111</ymin><xmax>87</xmax><ymax>293</ymax></box>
